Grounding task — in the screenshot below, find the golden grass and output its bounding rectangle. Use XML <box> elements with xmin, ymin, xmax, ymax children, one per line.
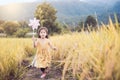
<box><xmin>0</xmin><ymin>38</ymin><xmax>33</xmax><ymax>80</ymax></box>
<box><xmin>0</xmin><ymin>19</ymin><xmax>120</xmax><ymax>80</ymax></box>
<box><xmin>50</xmin><ymin>19</ymin><xmax>120</xmax><ymax>80</ymax></box>
<box><xmin>51</xmin><ymin>19</ymin><xmax>120</xmax><ymax>80</ymax></box>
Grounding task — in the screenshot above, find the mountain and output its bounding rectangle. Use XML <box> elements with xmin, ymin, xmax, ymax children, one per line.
<box><xmin>97</xmin><ymin>0</ymin><xmax>120</xmax><ymax>24</ymax></box>
<box><xmin>0</xmin><ymin>0</ymin><xmax>120</xmax><ymax>24</ymax></box>
<box><xmin>111</xmin><ymin>1</ymin><xmax>120</xmax><ymax>13</ymax></box>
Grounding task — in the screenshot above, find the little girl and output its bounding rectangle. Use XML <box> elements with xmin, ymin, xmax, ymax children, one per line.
<box><xmin>31</xmin><ymin>27</ymin><xmax>56</xmax><ymax>78</ymax></box>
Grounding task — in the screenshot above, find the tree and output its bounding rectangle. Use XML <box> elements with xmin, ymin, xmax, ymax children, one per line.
<box><xmin>85</xmin><ymin>15</ymin><xmax>97</xmax><ymax>28</ymax></box>
<box><xmin>0</xmin><ymin>20</ymin><xmax>5</xmax><ymax>33</ymax></box>
<box><xmin>35</xmin><ymin>2</ymin><xmax>60</xmax><ymax>34</ymax></box>
<box><xmin>0</xmin><ymin>20</ymin><xmax>5</xmax><ymax>25</ymax></box>
<box><xmin>3</xmin><ymin>21</ymin><xmax>20</xmax><ymax>36</ymax></box>
<box><xmin>19</xmin><ymin>21</ymin><xmax>29</xmax><ymax>28</ymax></box>
<box><xmin>75</xmin><ymin>21</ymin><xmax>84</xmax><ymax>32</ymax></box>
<box><xmin>0</xmin><ymin>27</ymin><xmax>4</xmax><ymax>33</ymax></box>
<box><xmin>15</xmin><ymin>28</ymin><xmax>29</xmax><ymax>38</ymax></box>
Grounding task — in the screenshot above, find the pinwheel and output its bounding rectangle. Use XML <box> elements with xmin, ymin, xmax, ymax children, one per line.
<box><xmin>28</xmin><ymin>18</ymin><xmax>40</xmax><ymax>37</ymax></box>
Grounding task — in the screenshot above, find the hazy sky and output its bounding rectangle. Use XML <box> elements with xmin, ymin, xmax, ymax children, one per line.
<box><xmin>0</xmin><ymin>0</ymin><xmax>119</xmax><ymax>5</ymax></box>
<box><xmin>0</xmin><ymin>0</ymin><xmax>37</xmax><ymax>5</ymax></box>
<box><xmin>0</xmin><ymin>0</ymin><xmax>91</xmax><ymax>5</ymax></box>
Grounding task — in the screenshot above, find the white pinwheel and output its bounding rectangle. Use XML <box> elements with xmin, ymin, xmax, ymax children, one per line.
<box><xmin>29</xmin><ymin>18</ymin><xmax>40</xmax><ymax>30</ymax></box>
<box><xmin>28</xmin><ymin>18</ymin><xmax>40</xmax><ymax>36</ymax></box>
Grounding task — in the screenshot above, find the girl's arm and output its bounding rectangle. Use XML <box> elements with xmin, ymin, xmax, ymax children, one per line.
<box><xmin>32</xmin><ymin>36</ymin><xmax>37</xmax><ymax>48</ymax></box>
<box><xmin>48</xmin><ymin>39</ymin><xmax>57</xmax><ymax>50</ymax></box>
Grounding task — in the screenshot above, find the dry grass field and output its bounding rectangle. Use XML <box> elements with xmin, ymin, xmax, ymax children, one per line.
<box><xmin>0</xmin><ymin>19</ymin><xmax>120</xmax><ymax>80</ymax></box>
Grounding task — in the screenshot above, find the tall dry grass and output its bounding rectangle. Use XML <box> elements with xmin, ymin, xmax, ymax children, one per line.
<box><xmin>0</xmin><ymin>38</ymin><xmax>33</xmax><ymax>80</ymax></box>
<box><xmin>51</xmin><ymin>19</ymin><xmax>120</xmax><ymax>80</ymax></box>
<box><xmin>0</xmin><ymin>18</ymin><xmax>120</xmax><ymax>80</ymax></box>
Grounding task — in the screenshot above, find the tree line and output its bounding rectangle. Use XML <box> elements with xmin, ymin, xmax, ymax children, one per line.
<box><xmin>1</xmin><ymin>2</ymin><xmax>114</xmax><ymax>37</ymax></box>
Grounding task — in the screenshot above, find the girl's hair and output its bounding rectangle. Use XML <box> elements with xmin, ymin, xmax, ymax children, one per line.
<box><xmin>38</xmin><ymin>27</ymin><xmax>49</xmax><ymax>38</ymax></box>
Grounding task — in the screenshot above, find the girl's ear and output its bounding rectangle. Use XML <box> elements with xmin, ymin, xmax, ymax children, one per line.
<box><xmin>46</xmin><ymin>35</ymin><xmax>48</xmax><ymax>38</ymax></box>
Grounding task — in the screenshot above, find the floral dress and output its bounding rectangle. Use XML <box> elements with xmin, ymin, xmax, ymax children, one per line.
<box><xmin>33</xmin><ymin>39</ymin><xmax>51</xmax><ymax>68</ymax></box>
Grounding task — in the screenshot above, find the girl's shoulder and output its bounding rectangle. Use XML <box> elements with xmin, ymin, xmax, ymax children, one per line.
<box><xmin>36</xmin><ymin>38</ymin><xmax>39</xmax><ymax>41</ymax></box>
<box><xmin>36</xmin><ymin>38</ymin><xmax>50</xmax><ymax>43</ymax></box>
<box><xmin>45</xmin><ymin>38</ymin><xmax>51</xmax><ymax>43</ymax></box>
<box><xmin>46</xmin><ymin>38</ymin><xmax>50</xmax><ymax>41</ymax></box>
<box><xmin>35</xmin><ymin>38</ymin><xmax>40</xmax><ymax>43</ymax></box>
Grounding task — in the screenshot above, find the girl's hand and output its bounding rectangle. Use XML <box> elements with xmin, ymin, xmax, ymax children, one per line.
<box><xmin>32</xmin><ymin>36</ymin><xmax>37</xmax><ymax>48</ymax></box>
<box><xmin>32</xmin><ymin>36</ymin><xmax>35</xmax><ymax>41</ymax></box>
<box><xmin>53</xmin><ymin>47</ymin><xmax>57</xmax><ymax>51</ymax></box>
<box><xmin>32</xmin><ymin>36</ymin><xmax>37</xmax><ymax>42</ymax></box>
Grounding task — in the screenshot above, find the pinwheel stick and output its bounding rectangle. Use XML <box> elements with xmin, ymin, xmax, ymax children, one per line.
<box><xmin>33</xmin><ymin>29</ymin><xmax>35</xmax><ymax>37</ymax></box>
<box><xmin>28</xmin><ymin>18</ymin><xmax>40</xmax><ymax>37</ymax></box>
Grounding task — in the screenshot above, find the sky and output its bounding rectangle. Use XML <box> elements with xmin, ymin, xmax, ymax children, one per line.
<box><xmin>0</xmin><ymin>0</ymin><xmax>87</xmax><ymax>5</ymax></box>
<box><xmin>0</xmin><ymin>0</ymin><xmax>37</xmax><ymax>5</ymax></box>
<box><xmin>0</xmin><ymin>0</ymin><xmax>119</xmax><ymax>5</ymax></box>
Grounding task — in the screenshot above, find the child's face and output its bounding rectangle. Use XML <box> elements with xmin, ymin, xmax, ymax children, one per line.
<box><xmin>39</xmin><ymin>29</ymin><xmax>47</xmax><ymax>39</ymax></box>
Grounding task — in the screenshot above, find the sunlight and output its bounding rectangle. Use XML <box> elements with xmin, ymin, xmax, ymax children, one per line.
<box><xmin>3</xmin><ymin>3</ymin><xmax>21</xmax><ymax>16</ymax></box>
<box><xmin>0</xmin><ymin>0</ymin><xmax>37</xmax><ymax>5</ymax></box>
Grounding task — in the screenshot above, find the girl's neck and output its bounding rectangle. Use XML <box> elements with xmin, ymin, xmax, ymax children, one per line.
<box><xmin>40</xmin><ymin>37</ymin><xmax>46</xmax><ymax>40</ymax></box>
